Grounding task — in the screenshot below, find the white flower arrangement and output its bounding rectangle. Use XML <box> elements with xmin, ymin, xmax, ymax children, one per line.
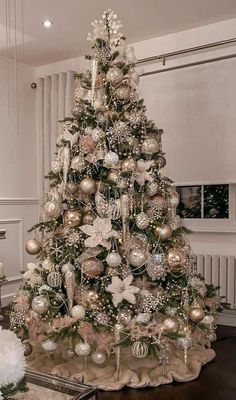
<box><xmin>0</xmin><ymin>327</ymin><xmax>27</xmax><ymax>398</ymax></box>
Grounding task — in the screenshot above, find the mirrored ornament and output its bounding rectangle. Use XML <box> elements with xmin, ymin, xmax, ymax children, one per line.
<box><xmin>82</xmin><ymin>258</ymin><xmax>104</xmax><ymax>278</ymax></box>
<box><xmin>118</xmin><ymin>309</ymin><xmax>133</xmax><ymax>326</ymax></box>
<box><xmin>64</xmin><ymin>209</ymin><xmax>82</xmax><ymax>228</ymax></box>
<box><xmin>91</xmin><ymin>350</ymin><xmax>107</xmax><ymax>365</ymax></box>
<box><xmin>79</xmin><ymin>177</ymin><xmax>97</xmax><ymax>194</ymax></box>
<box><xmin>71</xmin><ymin>155</ymin><xmax>86</xmax><ymax>172</ymax></box>
<box><xmin>106</xmin><ymin>66</ymin><xmax>123</xmax><ymax>85</ymax></box>
<box><xmin>146</xmin><ymin>181</ymin><xmax>159</xmax><ymax>197</ymax></box>
<box><xmin>106</xmin><ymin>251</ymin><xmax>122</xmax><ymax>267</ymax></box>
<box><xmin>121</xmin><ymin>158</ymin><xmax>136</xmax><ymax>172</ymax></box>
<box><xmin>132</xmin><ymin>341</ymin><xmax>148</xmax><ymax>358</ymax></box>
<box><xmin>154</xmin><ymin>154</ymin><xmax>166</xmax><ymax>169</ymax></box>
<box><xmin>23</xmin><ymin>341</ymin><xmax>33</xmax><ymax>356</ymax></box>
<box><xmin>61</xmin><ymin>263</ymin><xmax>75</xmax><ymax>274</ymax></box>
<box><xmin>44</xmin><ymin>201</ymin><xmax>62</xmax><ymax>219</ymax></box>
<box><xmin>66</xmin><ymin>182</ymin><xmax>78</xmax><ymax>195</ymax></box>
<box><xmin>104</xmin><ymin>151</ymin><xmax>119</xmax><ymax>167</ymax></box>
<box><xmin>141</xmin><ymin>136</ymin><xmax>160</xmax><ymax>155</ymax></box>
<box><xmin>162</xmin><ymin>317</ymin><xmax>179</xmax><ymax>333</ymax></box>
<box><xmin>135</xmin><ymin>212</ymin><xmax>149</xmax><ymax>230</ymax></box>
<box><xmin>136</xmin><ymin>313</ymin><xmax>151</xmax><ymax>324</ymax></box>
<box><xmin>189</xmin><ymin>306</ymin><xmax>204</xmax><ymax>322</ymax></box>
<box><xmin>42</xmin><ymin>258</ymin><xmax>54</xmax><ymax>271</ymax></box>
<box><xmin>72</xmin><ymin>104</ymin><xmax>84</xmax><ymax>118</ymax></box>
<box><xmin>83</xmin><ymin>212</ymin><xmax>96</xmax><ymax>225</ymax></box>
<box><xmin>75</xmin><ymin>342</ymin><xmax>91</xmax><ymax>357</ymax></box>
<box><xmin>71</xmin><ymin>305</ymin><xmax>85</xmax><ymax>320</ymax></box>
<box><xmin>25</xmin><ymin>239</ymin><xmax>41</xmax><ymax>255</ymax></box>
<box><xmin>32</xmin><ymin>295</ymin><xmax>49</xmax><ymax>314</ymax></box>
<box><xmin>129</xmin><ymin>248</ymin><xmax>146</xmax><ymax>267</ymax></box>
<box><xmin>114</xmin><ymin>84</ymin><xmax>131</xmax><ymax>100</ymax></box>
<box><xmin>154</xmin><ymin>224</ymin><xmax>172</xmax><ymax>241</ymax></box>
<box><xmin>167</xmin><ymin>248</ymin><xmax>186</xmax><ymax>272</ymax></box>
<box><xmin>42</xmin><ymin>339</ymin><xmax>57</xmax><ymax>352</ymax></box>
<box><xmin>47</xmin><ymin>271</ymin><xmax>62</xmax><ymax>288</ymax></box>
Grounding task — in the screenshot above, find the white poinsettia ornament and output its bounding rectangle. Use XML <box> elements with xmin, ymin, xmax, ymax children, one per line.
<box><xmin>106</xmin><ymin>275</ymin><xmax>140</xmax><ymax>307</ymax></box>
<box><xmin>23</xmin><ymin>263</ymin><xmax>42</xmax><ymax>288</ymax></box>
<box><xmin>134</xmin><ymin>159</ymin><xmax>154</xmax><ymax>186</ymax></box>
<box><xmin>80</xmin><ymin>217</ymin><xmax>118</xmax><ymax>248</ymax></box>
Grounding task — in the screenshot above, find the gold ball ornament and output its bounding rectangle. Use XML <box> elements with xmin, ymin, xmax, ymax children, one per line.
<box><xmin>79</xmin><ymin>177</ymin><xmax>96</xmax><ymax>194</ymax></box>
<box><xmin>162</xmin><ymin>317</ymin><xmax>179</xmax><ymax>334</ymax></box>
<box><xmin>141</xmin><ymin>136</ymin><xmax>160</xmax><ymax>155</ymax></box>
<box><xmin>167</xmin><ymin>248</ymin><xmax>186</xmax><ymax>272</ymax></box>
<box><xmin>146</xmin><ymin>181</ymin><xmax>159</xmax><ymax>197</ymax></box>
<box><xmin>121</xmin><ymin>158</ymin><xmax>136</xmax><ymax>172</ymax></box>
<box><xmin>189</xmin><ymin>306</ymin><xmax>204</xmax><ymax>322</ymax></box>
<box><xmin>107</xmin><ymin>171</ymin><xmax>119</xmax><ymax>184</ymax></box>
<box><xmin>71</xmin><ymin>155</ymin><xmax>86</xmax><ymax>172</ymax></box>
<box><xmin>118</xmin><ymin>309</ymin><xmax>133</xmax><ymax>326</ymax></box>
<box><xmin>64</xmin><ymin>209</ymin><xmax>82</xmax><ymax>228</ymax></box>
<box><xmin>82</xmin><ymin>212</ymin><xmax>96</xmax><ymax>225</ymax></box>
<box><xmin>82</xmin><ymin>258</ymin><xmax>104</xmax><ymax>278</ymax></box>
<box><xmin>86</xmin><ymin>290</ymin><xmax>100</xmax><ymax>309</ymax></box>
<box><xmin>135</xmin><ymin>212</ymin><xmax>150</xmax><ymax>230</ymax></box>
<box><xmin>129</xmin><ymin>248</ymin><xmax>146</xmax><ymax>267</ymax></box>
<box><xmin>25</xmin><ymin>239</ymin><xmax>41</xmax><ymax>255</ymax></box>
<box><xmin>114</xmin><ymin>84</ymin><xmax>131</xmax><ymax>100</ymax></box>
<box><xmin>154</xmin><ymin>224</ymin><xmax>172</xmax><ymax>241</ymax></box>
<box><xmin>44</xmin><ymin>201</ymin><xmax>62</xmax><ymax>219</ymax></box>
<box><xmin>32</xmin><ymin>295</ymin><xmax>49</xmax><ymax>314</ymax></box>
<box><xmin>106</xmin><ymin>66</ymin><xmax>124</xmax><ymax>85</ymax></box>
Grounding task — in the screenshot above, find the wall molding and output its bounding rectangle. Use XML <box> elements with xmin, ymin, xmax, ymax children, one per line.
<box><xmin>217</xmin><ymin>310</ymin><xmax>236</xmax><ymax>327</ymax></box>
<box><xmin>0</xmin><ymin>218</ymin><xmax>24</xmax><ymax>272</ymax></box>
<box><xmin>0</xmin><ymin>198</ymin><xmax>39</xmax><ymax>205</ymax></box>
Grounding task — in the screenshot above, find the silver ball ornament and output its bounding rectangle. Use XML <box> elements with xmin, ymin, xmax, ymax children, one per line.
<box><xmin>72</xmin><ymin>104</ymin><xmax>84</xmax><ymax>118</ymax></box>
<box><xmin>104</xmin><ymin>151</ymin><xmax>119</xmax><ymax>167</ymax></box>
<box><xmin>91</xmin><ymin>350</ymin><xmax>107</xmax><ymax>365</ymax></box>
<box><xmin>71</xmin><ymin>305</ymin><xmax>85</xmax><ymax>320</ymax></box>
<box><xmin>79</xmin><ymin>177</ymin><xmax>96</xmax><ymax>194</ymax></box>
<box><xmin>118</xmin><ymin>309</ymin><xmax>133</xmax><ymax>326</ymax></box>
<box><xmin>42</xmin><ymin>258</ymin><xmax>54</xmax><ymax>271</ymax></box>
<box><xmin>25</xmin><ymin>239</ymin><xmax>41</xmax><ymax>255</ymax></box>
<box><xmin>42</xmin><ymin>339</ymin><xmax>57</xmax><ymax>352</ymax></box>
<box><xmin>136</xmin><ymin>313</ymin><xmax>151</xmax><ymax>324</ymax></box>
<box><xmin>135</xmin><ymin>212</ymin><xmax>150</xmax><ymax>230</ymax></box>
<box><xmin>75</xmin><ymin>342</ymin><xmax>91</xmax><ymax>357</ymax></box>
<box><xmin>64</xmin><ymin>348</ymin><xmax>76</xmax><ymax>360</ymax></box>
<box><xmin>32</xmin><ymin>295</ymin><xmax>49</xmax><ymax>314</ymax></box>
<box><xmin>129</xmin><ymin>248</ymin><xmax>146</xmax><ymax>267</ymax></box>
<box><xmin>44</xmin><ymin>201</ymin><xmax>62</xmax><ymax>219</ymax></box>
<box><xmin>106</xmin><ymin>252</ymin><xmax>122</xmax><ymax>267</ymax></box>
<box><xmin>106</xmin><ymin>67</ymin><xmax>123</xmax><ymax>85</ymax></box>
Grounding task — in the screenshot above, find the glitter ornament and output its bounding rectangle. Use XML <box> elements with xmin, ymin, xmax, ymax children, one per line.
<box><xmin>154</xmin><ymin>155</ymin><xmax>166</xmax><ymax>168</ymax></box>
<box><xmin>106</xmin><ymin>66</ymin><xmax>123</xmax><ymax>85</ymax></box>
<box><xmin>44</xmin><ymin>201</ymin><xmax>62</xmax><ymax>219</ymax></box>
<box><xmin>23</xmin><ymin>341</ymin><xmax>33</xmax><ymax>356</ymax></box>
<box><xmin>91</xmin><ymin>350</ymin><xmax>107</xmax><ymax>365</ymax></box>
<box><xmin>32</xmin><ymin>295</ymin><xmax>49</xmax><ymax>314</ymax></box>
<box><xmin>75</xmin><ymin>342</ymin><xmax>91</xmax><ymax>357</ymax></box>
<box><xmin>72</xmin><ymin>104</ymin><xmax>84</xmax><ymax>118</ymax></box>
<box><xmin>189</xmin><ymin>306</ymin><xmax>204</xmax><ymax>322</ymax></box>
<box><xmin>25</xmin><ymin>239</ymin><xmax>41</xmax><ymax>255</ymax></box>
<box><xmin>79</xmin><ymin>177</ymin><xmax>97</xmax><ymax>194</ymax></box>
<box><xmin>162</xmin><ymin>317</ymin><xmax>179</xmax><ymax>333</ymax></box>
<box><xmin>47</xmin><ymin>271</ymin><xmax>62</xmax><ymax>288</ymax></box>
<box><xmin>135</xmin><ymin>212</ymin><xmax>150</xmax><ymax>230</ymax></box>
<box><xmin>71</xmin><ymin>305</ymin><xmax>85</xmax><ymax>320</ymax></box>
<box><xmin>91</xmin><ymin>127</ymin><xmax>105</xmax><ymax>142</ymax></box>
<box><xmin>146</xmin><ymin>253</ymin><xmax>166</xmax><ymax>280</ymax></box>
<box><xmin>64</xmin><ymin>348</ymin><xmax>76</xmax><ymax>360</ymax></box>
<box><xmin>121</xmin><ymin>158</ymin><xmax>136</xmax><ymax>172</ymax></box>
<box><xmin>86</xmin><ymin>290</ymin><xmax>99</xmax><ymax>308</ymax></box>
<box><xmin>106</xmin><ymin>251</ymin><xmax>122</xmax><ymax>267</ymax></box>
<box><xmin>141</xmin><ymin>136</ymin><xmax>160</xmax><ymax>155</ymax></box>
<box><xmin>132</xmin><ymin>341</ymin><xmax>148</xmax><ymax>358</ymax></box>
<box><xmin>149</xmin><ymin>195</ymin><xmax>167</xmax><ymax>210</ymax></box>
<box><xmin>136</xmin><ymin>312</ymin><xmax>151</xmax><ymax>324</ymax></box>
<box><xmin>107</xmin><ymin>170</ymin><xmax>119</xmax><ymax>183</ymax></box>
<box><xmin>167</xmin><ymin>248</ymin><xmax>186</xmax><ymax>272</ymax></box>
<box><xmin>83</xmin><ymin>212</ymin><xmax>96</xmax><ymax>225</ymax></box>
<box><xmin>154</xmin><ymin>224</ymin><xmax>172</xmax><ymax>241</ymax></box>
<box><xmin>82</xmin><ymin>258</ymin><xmax>104</xmax><ymax>278</ymax></box>
<box><xmin>42</xmin><ymin>339</ymin><xmax>57</xmax><ymax>351</ymax></box>
<box><xmin>104</xmin><ymin>151</ymin><xmax>119</xmax><ymax>167</ymax></box>
<box><xmin>146</xmin><ymin>181</ymin><xmax>159</xmax><ymax>197</ymax></box>
<box><xmin>66</xmin><ymin>182</ymin><xmax>78</xmax><ymax>195</ymax></box>
<box><xmin>129</xmin><ymin>248</ymin><xmax>146</xmax><ymax>267</ymax></box>
<box><xmin>71</xmin><ymin>155</ymin><xmax>86</xmax><ymax>172</ymax></box>
<box><xmin>64</xmin><ymin>209</ymin><xmax>82</xmax><ymax>228</ymax></box>
<box><xmin>114</xmin><ymin>84</ymin><xmax>131</xmax><ymax>100</ymax></box>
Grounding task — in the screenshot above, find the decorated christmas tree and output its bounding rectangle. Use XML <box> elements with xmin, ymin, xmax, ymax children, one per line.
<box><xmin>11</xmin><ymin>10</ymin><xmax>225</xmax><ymax>390</ymax></box>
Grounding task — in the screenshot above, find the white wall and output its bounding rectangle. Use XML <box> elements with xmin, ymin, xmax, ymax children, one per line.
<box><xmin>0</xmin><ymin>56</ymin><xmax>38</xmax><ymax>305</ymax></box>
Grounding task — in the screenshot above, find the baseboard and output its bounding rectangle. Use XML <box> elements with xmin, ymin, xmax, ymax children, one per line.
<box><xmin>217</xmin><ymin>309</ymin><xmax>236</xmax><ymax>327</ymax></box>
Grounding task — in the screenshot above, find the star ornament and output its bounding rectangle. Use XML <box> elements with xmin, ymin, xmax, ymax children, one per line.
<box><xmin>134</xmin><ymin>159</ymin><xmax>154</xmax><ymax>186</ymax></box>
<box><xmin>79</xmin><ymin>217</ymin><xmax>118</xmax><ymax>249</ymax></box>
<box><xmin>106</xmin><ymin>275</ymin><xmax>140</xmax><ymax>307</ymax></box>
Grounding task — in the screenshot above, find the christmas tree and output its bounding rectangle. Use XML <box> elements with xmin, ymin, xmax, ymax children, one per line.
<box><xmin>11</xmin><ymin>10</ymin><xmax>225</xmax><ymax>390</ymax></box>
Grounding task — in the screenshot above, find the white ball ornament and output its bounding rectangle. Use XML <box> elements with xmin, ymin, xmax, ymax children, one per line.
<box><xmin>104</xmin><ymin>151</ymin><xmax>119</xmax><ymax>167</ymax></box>
<box><xmin>79</xmin><ymin>177</ymin><xmax>97</xmax><ymax>195</ymax></box>
<box><xmin>106</xmin><ymin>67</ymin><xmax>123</xmax><ymax>85</ymax></box>
<box><xmin>25</xmin><ymin>239</ymin><xmax>41</xmax><ymax>255</ymax></box>
<box><xmin>91</xmin><ymin>350</ymin><xmax>107</xmax><ymax>365</ymax></box>
<box><xmin>75</xmin><ymin>342</ymin><xmax>91</xmax><ymax>357</ymax></box>
<box><xmin>42</xmin><ymin>339</ymin><xmax>57</xmax><ymax>352</ymax></box>
<box><xmin>129</xmin><ymin>248</ymin><xmax>146</xmax><ymax>267</ymax></box>
<box><xmin>44</xmin><ymin>201</ymin><xmax>62</xmax><ymax>219</ymax></box>
<box><xmin>32</xmin><ymin>295</ymin><xmax>49</xmax><ymax>314</ymax></box>
<box><xmin>106</xmin><ymin>252</ymin><xmax>122</xmax><ymax>267</ymax></box>
<box><xmin>71</xmin><ymin>305</ymin><xmax>85</xmax><ymax>320</ymax></box>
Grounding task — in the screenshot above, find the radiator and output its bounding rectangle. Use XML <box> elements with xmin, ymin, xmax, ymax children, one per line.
<box><xmin>193</xmin><ymin>254</ymin><xmax>236</xmax><ymax>309</ymax></box>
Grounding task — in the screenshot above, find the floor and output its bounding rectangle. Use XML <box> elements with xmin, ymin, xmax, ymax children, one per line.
<box><xmin>1</xmin><ymin>311</ymin><xmax>236</xmax><ymax>400</ymax></box>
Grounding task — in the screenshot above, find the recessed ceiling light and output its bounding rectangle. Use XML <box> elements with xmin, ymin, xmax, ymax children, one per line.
<box><xmin>42</xmin><ymin>20</ymin><xmax>53</xmax><ymax>28</ymax></box>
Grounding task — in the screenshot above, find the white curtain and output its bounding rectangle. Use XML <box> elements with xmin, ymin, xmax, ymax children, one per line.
<box><xmin>36</xmin><ymin>71</ymin><xmax>75</xmax><ymax>195</ymax></box>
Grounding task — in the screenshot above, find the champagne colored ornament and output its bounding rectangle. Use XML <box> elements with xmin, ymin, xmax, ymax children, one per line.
<box><xmin>146</xmin><ymin>181</ymin><xmax>159</xmax><ymax>197</ymax></box>
<box><xmin>121</xmin><ymin>158</ymin><xmax>136</xmax><ymax>172</ymax></box>
<box><xmin>66</xmin><ymin>182</ymin><xmax>78</xmax><ymax>195</ymax></box>
<box><xmin>118</xmin><ymin>309</ymin><xmax>133</xmax><ymax>326</ymax></box>
<box><xmin>75</xmin><ymin>342</ymin><xmax>91</xmax><ymax>356</ymax></box>
<box><xmin>61</xmin><ymin>263</ymin><xmax>75</xmax><ymax>274</ymax></box>
<box><xmin>25</xmin><ymin>239</ymin><xmax>41</xmax><ymax>255</ymax></box>
<box><xmin>44</xmin><ymin>201</ymin><xmax>62</xmax><ymax>219</ymax></box>
<box><xmin>162</xmin><ymin>317</ymin><xmax>179</xmax><ymax>333</ymax></box>
<box><xmin>107</xmin><ymin>171</ymin><xmax>119</xmax><ymax>184</ymax></box>
<box><xmin>135</xmin><ymin>212</ymin><xmax>150</xmax><ymax>230</ymax></box>
<box><xmin>71</xmin><ymin>305</ymin><xmax>85</xmax><ymax>320</ymax></box>
<box><xmin>129</xmin><ymin>248</ymin><xmax>146</xmax><ymax>267</ymax></box>
<box><xmin>104</xmin><ymin>151</ymin><xmax>119</xmax><ymax>167</ymax></box>
<box><xmin>64</xmin><ymin>348</ymin><xmax>76</xmax><ymax>360</ymax></box>
<box><xmin>154</xmin><ymin>224</ymin><xmax>172</xmax><ymax>241</ymax></box>
<box><xmin>32</xmin><ymin>295</ymin><xmax>49</xmax><ymax>314</ymax></box>
<box><xmin>167</xmin><ymin>248</ymin><xmax>186</xmax><ymax>272</ymax></box>
<box><xmin>47</xmin><ymin>271</ymin><xmax>62</xmax><ymax>288</ymax></box>
<box><xmin>86</xmin><ymin>290</ymin><xmax>99</xmax><ymax>308</ymax></box>
<box><xmin>64</xmin><ymin>209</ymin><xmax>82</xmax><ymax>228</ymax></box>
<box><xmin>83</xmin><ymin>212</ymin><xmax>96</xmax><ymax>225</ymax></box>
<box><xmin>169</xmin><ymin>189</ymin><xmax>180</xmax><ymax>207</ymax></box>
<box><xmin>71</xmin><ymin>155</ymin><xmax>86</xmax><ymax>172</ymax></box>
<box><xmin>91</xmin><ymin>350</ymin><xmax>107</xmax><ymax>365</ymax></box>
<box><xmin>82</xmin><ymin>258</ymin><xmax>104</xmax><ymax>278</ymax></box>
<box><xmin>64</xmin><ymin>269</ymin><xmax>76</xmax><ymax>315</ymax></box>
<box><xmin>114</xmin><ymin>84</ymin><xmax>131</xmax><ymax>100</ymax></box>
<box><xmin>79</xmin><ymin>177</ymin><xmax>97</xmax><ymax>194</ymax></box>
<box><xmin>42</xmin><ymin>339</ymin><xmax>57</xmax><ymax>351</ymax></box>
<box><xmin>72</xmin><ymin>104</ymin><xmax>84</xmax><ymax>118</ymax></box>
<box><xmin>154</xmin><ymin>155</ymin><xmax>166</xmax><ymax>168</ymax></box>
<box><xmin>23</xmin><ymin>341</ymin><xmax>33</xmax><ymax>356</ymax></box>
<box><xmin>132</xmin><ymin>341</ymin><xmax>148</xmax><ymax>359</ymax></box>
<box><xmin>106</xmin><ymin>66</ymin><xmax>123</xmax><ymax>85</ymax></box>
<box><xmin>189</xmin><ymin>306</ymin><xmax>204</xmax><ymax>322</ymax></box>
<box><xmin>149</xmin><ymin>195</ymin><xmax>167</xmax><ymax>210</ymax></box>
<box><xmin>106</xmin><ymin>251</ymin><xmax>122</xmax><ymax>267</ymax></box>
<box><xmin>141</xmin><ymin>136</ymin><xmax>160</xmax><ymax>155</ymax></box>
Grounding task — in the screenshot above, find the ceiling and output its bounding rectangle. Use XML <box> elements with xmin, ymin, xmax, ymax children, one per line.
<box><xmin>1</xmin><ymin>0</ymin><xmax>236</xmax><ymax>66</ymax></box>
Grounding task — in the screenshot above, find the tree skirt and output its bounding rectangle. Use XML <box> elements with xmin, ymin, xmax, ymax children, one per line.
<box><xmin>27</xmin><ymin>344</ymin><xmax>215</xmax><ymax>391</ymax></box>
